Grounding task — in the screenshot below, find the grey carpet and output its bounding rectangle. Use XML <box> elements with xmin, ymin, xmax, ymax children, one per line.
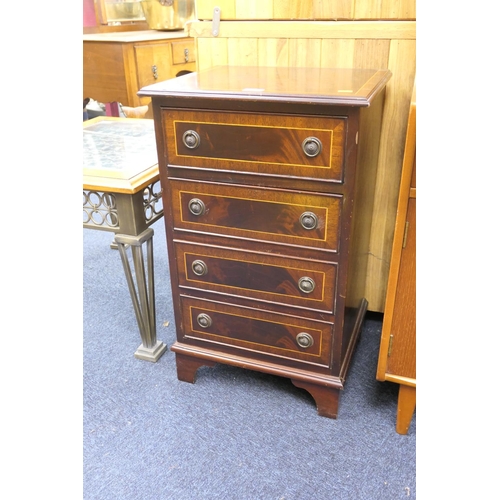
<box><xmin>83</xmin><ymin>218</ymin><xmax>416</xmax><ymax>500</ymax></box>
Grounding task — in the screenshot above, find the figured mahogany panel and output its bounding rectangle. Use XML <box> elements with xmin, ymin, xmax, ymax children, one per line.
<box><xmin>163</xmin><ymin>109</ymin><xmax>346</xmax><ymax>182</ymax></box>
<box><xmin>169</xmin><ymin>179</ymin><xmax>342</xmax><ymax>251</ymax></box>
<box><xmin>175</xmin><ymin>241</ymin><xmax>337</xmax><ymax>312</ymax></box>
<box><xmin>180</xmin><ymin>296</ymin><xmax>334</xmax><ymax>367</ymax></box>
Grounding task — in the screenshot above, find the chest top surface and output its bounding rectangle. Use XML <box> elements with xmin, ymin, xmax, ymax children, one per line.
<box><xmin>139</xmin><ymin>65</ymin><xmax>392</xmax><ymax>106</ymax></box>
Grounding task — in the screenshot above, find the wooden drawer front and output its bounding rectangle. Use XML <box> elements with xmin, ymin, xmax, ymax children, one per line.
<box><xmin>181</xmin><ymin>297</ymin><xmax>333</xmax><ymax>367</ymax></box>
<box><xmin>164</xmin><ymin>110</ymin><xmax>346</xmax><ymax>182</ymax></box>
<box><xmin>135</xmin><ymin>43</ymin><xmax>171</xmax><ymax>90</ymax></box>
<box><xmin>170</xmin><ymin>180</ymin><xmax>342</xmax><ymax>251</ymax></box>
<box><xmin>171</xmin><ymin>40</ymin><xmax>196</xmax><ymax>64</ymax></box>
<box><xmin>175</xmin><ymin>242</ymin><xmax>337</xmax><ymax>312</ymax></box>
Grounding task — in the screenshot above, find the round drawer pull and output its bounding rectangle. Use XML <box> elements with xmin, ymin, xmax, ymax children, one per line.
<box><xmin>192</xmin><ymin>260</ymin><xmax>208</xmax><ymax>276</ymax></box>
<box><xmin>188</xmin><ymin>198</ymin><xmax>206</xmax><ymax>216</ymax></box>
<box><xmin>182</xmin><ymin>130</ymin><xmax>201</xmax><ymax>149</ymax></box>
<box><xmin>300</xmin><ymin>211</ymin><xmax>318</xmax><ymax>230</ymax></box>
<box><xmin>302</xmin><ymin>136</ymin><xmax>322</xmax><ymax>158</ymax></box>
<box><xmin>197</xmin><ymin>313</ymin><xmax>212</xmax><ymax>329</ymax></box>
<box><xmin>296</xmin><ymin>332</ymin><xmax>314</xmax><ymax>349</ymax></box>
<box><xmin>298</xmin><ymin>277</ymin><xmax>315</xmax><ymax>294</ymax></box>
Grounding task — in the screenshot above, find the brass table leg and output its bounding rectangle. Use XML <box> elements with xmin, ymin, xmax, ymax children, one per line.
<box><xmin>114</xmin><ymin>228</ymin><xmax>167</xmax><ymax>362</ymax></box>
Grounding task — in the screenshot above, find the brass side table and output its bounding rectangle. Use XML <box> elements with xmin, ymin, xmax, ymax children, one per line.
<box><xmin>83</xmin><ymin>116</ymin><xmax>167</xmax><ymax>362</ymax></box>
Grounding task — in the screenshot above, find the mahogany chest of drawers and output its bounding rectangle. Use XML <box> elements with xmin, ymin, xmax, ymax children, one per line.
<box><xmin>140</xmin><ymin>66</ymin><xmax>391</xmax><ymax>418</ymax></box>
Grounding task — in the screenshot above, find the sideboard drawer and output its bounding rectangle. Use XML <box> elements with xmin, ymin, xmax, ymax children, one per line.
<box><xmin>181</xmin><ymin>297</ymin><xmax>334</xmax><ymax>368</ymax></box>
<box><xmin>171</xmin><ymin>40</ymin><xmax>196</xmax><ymax>64</ymax></box>
<box><xmin>175</xmin><ymin>241</ymin><xmax>337</xmax><ymax>312</ymax></box>
<box><xmin>163</xmin><ymin>109</ymin><xmax>346</xmax><ymax>182</ymax></box>
<box><xmin>170</xmin><ymin>179</ymin><xmax>342</xmax><ymax>252</ymax></box>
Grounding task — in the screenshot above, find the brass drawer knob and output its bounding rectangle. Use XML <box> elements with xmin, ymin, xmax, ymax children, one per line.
<box><xmin>182</xmin><ymin>130</ymin><xmax>201</xmax><ymax>149</ymax></box>
<box><xmin>197</xmin><ymin>313</ymin><xmax>212</xmax><ymax>329</ymax></box>
<box><xmin>300</xmin><ymin>211</ymin><xmax>318</xmax><ymax>230</ymax></box>
<box><xmin>188</xmin><ymin>198</ymin><xmax>206</xmax><ymax>216</ymax></box>
<box><xmin>296</xmin><ymin>332</ymin><xmax>314</xmax><ymax>348</ymax></box>
<box><xmin>302</xmin><ymin>136</ymin><xmax>322</xmax><ymax>157</ymax></box>
<box><xmin>192</xmin><ymin>260</ymin><xmax>208</xmax><ymax>276</ymax></box>
<box><xmin>298</xmin><ymin>276</ymin><xmax>315</xmax><ymax>294</ymax></box>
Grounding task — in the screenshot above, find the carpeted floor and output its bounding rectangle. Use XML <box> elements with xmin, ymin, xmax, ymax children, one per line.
<box><xmin>83</xmin><ymin>217</ymin><xmax>416</xmax><ymax>500</ymax></box>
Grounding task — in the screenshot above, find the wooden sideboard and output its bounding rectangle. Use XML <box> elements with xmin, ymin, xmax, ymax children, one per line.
<box><xmin>140</xmin><ymin>65</ymin><xmax>391</xmax><ymax>418</ymax></box>
<box><xmin>376</xmin><ymin>82</ymin><xmax>416</xmax><ymax>434</ymax></box>
<box><xmin>83</xmin><ymin>30</ymin><xmax>196</xmax><ymax>107</ymax></box>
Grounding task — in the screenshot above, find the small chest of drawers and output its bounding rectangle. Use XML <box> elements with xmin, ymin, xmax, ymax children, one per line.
<box><xmin>140</xmin><ymin>66</ymin><xmax>391</xmax><ymax>418</ymax></box>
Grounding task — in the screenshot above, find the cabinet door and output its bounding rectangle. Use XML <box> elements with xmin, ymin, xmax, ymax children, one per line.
<box><xmin>385</xmin><ymin>196</ymin><xmax>416</xmax><ymax>380</ymax></box>
<box><xmin>83</xmin><ymin>42</ymin><xmax>129</xmax><ymax>105</ymax></box>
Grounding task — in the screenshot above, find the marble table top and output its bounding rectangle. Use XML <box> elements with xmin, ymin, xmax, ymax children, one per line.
<box><xmin>83</xmin><ymin>117</ymin><xmax>159</xmax><ymax>194</ymax></box>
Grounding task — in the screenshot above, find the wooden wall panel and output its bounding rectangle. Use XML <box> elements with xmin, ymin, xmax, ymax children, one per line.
<box><xmin>201</xmin><ymin>0</ymin><xmax>236</xmax><ymax>18</ymax></box>
<box><xmin>365</xmin><ymin>39</ymin><xmax>416</xmax><ymax>310</ymax></box>
<box><xmin>288</xmin><ymin>39</ymin><xmax>322</xmax><ymax>67</ymax></box>
<box><xmin>273</xmin><ymin>0</ymin><xmax>352</xmax><ymax>20</ymax></box>
<box><xmin>196</xmin><ymin>36</ymin><xmax>229</xmax><ymax>68</ymax></box>
<box><xmin>235</xmin><ymin>0</ymin><xmax>273</xmax><ymax>19</ymax></box>
<box><xmin>354</xmin><ymin>0</ymin><xmax>416</xmax><ymax>19</ymax></box>
<box><xmin>227</xmin><ymin>38</ymin><xmax>259</xmax><ymax>66</ymax></box>
<box><xmin>258</xmin><ymin>38</ymin><xmax>289</xmax><ymax>67</ymax></box>
<box><xmin>190</xmin><ymin>20</ymin><xmax>416</xmax><ymax>312</ymax></box>
<box><xmin>320</xmin><ymin>39</ymin><xmax>357</xmax><ymax>68</ymax></box>
<box><xmin>191</xmin><ymin>21</ymin><xmax>415</xmax><ymax>41</ymax></box>
<box><xmin>196</xmin><ymin>0</ymin><xmax>415</xmax><ymax>20</ymax></box>
<box><xmin>319</xmin><ymin>39</ymin><xmax>391</xmax><ymax>69</ymax></box>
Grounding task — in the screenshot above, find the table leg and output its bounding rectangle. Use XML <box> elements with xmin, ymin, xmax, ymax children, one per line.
<box><xmin>114</xmin><ymin>228</ymin><xmax>167</xmax><ymax>362</ymax></box>
<box><xmin>396</xmin><ymin>384</ymin><xmax>416</xmax><ymax>435</ymax></box>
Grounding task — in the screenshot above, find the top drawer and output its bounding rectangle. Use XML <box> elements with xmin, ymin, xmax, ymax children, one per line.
<box><xmin>171</xmin><ymin>40</ymin><xmax>196</xmax><ymax>65</ymax></box>
<box><xmin>163</xmin><ymin>109</ymin><xmax>346</xmax><ymax>182</ymax></box>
